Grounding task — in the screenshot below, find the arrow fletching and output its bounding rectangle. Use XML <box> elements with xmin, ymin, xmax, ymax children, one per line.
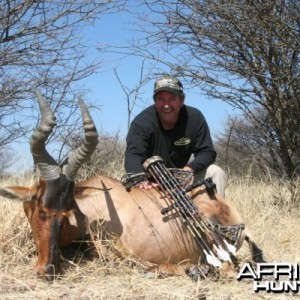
<box><xmin>224</xmin><ymin>240</ymin><xmax>237</xmax><ymax>254</ymax></box>
<box><xmin>214</xmin><ymin>245</ymin><xmax>231</xmax><ymax>262</ymax></box>
<box><xmin>204</xmin><ymin>250</ymin><xmax>222</xmax><ymax>267</ymax></box>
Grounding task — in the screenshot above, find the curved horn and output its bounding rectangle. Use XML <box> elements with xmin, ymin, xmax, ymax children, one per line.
<box><xmin>30</xmin><ymin>90</ymin><xmax>61</xmax><ymax>180</ymax></box>
<box><xmin>63</xmin><ymin>98</ymin><xmax>98</xmax><ymax>180</ymax></box>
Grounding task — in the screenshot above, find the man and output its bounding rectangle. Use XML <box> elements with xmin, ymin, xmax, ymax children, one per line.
<box><xmin>125</xmin><ymin>75</ymin><xmax>227</xmax><ymax>197</ymax></box>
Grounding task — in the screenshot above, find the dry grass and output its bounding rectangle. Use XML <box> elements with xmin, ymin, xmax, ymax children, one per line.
<box><xmin>1</xmin><ymin>174</ymin><xmax>299</xmax><ymax>300</ymax></box>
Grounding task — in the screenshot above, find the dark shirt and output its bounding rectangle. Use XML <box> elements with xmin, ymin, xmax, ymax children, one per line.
<box><xmin>125</xmin><ymin>105</ymin><xmax>216</xmax><ymax>173</ymax></box>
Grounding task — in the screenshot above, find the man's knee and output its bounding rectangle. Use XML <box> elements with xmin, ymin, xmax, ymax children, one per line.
<box><xmin>206</xmin><ymin>165</ymin><xmax>227</xmax><ymax>181</ymax></box>
<box><xmin>194</xmin><ymin>164</ymin><xmax>227</xmax><ymax>197</ymax></box>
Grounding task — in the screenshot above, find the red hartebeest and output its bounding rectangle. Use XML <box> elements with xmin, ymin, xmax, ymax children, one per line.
<box><xmin>0</xmin><ymin>92</ymin><xmax>265</xmax><ymax>280</ymax></box>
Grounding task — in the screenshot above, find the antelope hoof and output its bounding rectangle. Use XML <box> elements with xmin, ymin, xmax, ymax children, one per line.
<box><xmin>35</xmin><ymin>264</ymin><xmax>60</xmax><ymax>281</ymax></box>
<box><xmin>185</xmin><ymin>265</ymin><xmax>220</xmax><ymax>281</ymax></box>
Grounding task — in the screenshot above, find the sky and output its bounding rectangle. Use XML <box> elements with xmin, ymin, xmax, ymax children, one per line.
<box><xmin>8</xmin><ymin>8</ymin><xmax>237</xmax><ymax>173</ymax></box>
<box><xmin>82</xmin><ymin>11</ymin><xmax>236</xmax><ymax>136</ymax></box>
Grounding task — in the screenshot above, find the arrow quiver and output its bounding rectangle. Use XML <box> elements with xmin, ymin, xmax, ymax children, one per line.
<box><xmin>121</xmin><ymin>167</ymin><xmax>194</xmax><ymax>191</ymax></box>
<box><xmin>143</xmin><ymin>156</ymin><xmax>239</xmax><ymax>268</ymax></box>
<box><xmin>121</xmin><ymin>172</ymin><xmax>148</xmax><ymax>191</ymax></box>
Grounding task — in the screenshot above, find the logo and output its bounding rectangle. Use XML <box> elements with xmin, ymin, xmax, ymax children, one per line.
<box><xmin>174</xmin><ymin>137</ymin><xmax>191</xmax><ymax>146</ymax></box>
<box><xmin>237</xmin><ymin>262</ymin><xmax>300</xmax><ymax>293</ymax></box>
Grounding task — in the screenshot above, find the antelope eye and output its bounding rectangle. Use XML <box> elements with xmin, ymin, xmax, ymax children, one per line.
<box><xmin>39</xmin><ymin>210</ymin><xmax>47</xmax><ymax>221</ymax></box>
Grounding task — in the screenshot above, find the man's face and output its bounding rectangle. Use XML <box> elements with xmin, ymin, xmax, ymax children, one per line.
<box><xmin>154</xmin><ymin>91</ymin><xmax>184</xmax><ymax>130</ymax></box>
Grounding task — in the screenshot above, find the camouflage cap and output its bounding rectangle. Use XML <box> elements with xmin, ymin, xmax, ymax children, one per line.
<box><xmin>153</xmin><ymin>75</ymin><xmax>184</xmax><ymax>98</ymax></box>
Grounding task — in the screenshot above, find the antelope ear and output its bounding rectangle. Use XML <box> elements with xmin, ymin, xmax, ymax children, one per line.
<box><xmin>23</xmin><ymin>201</ymin><xmax>36</xmax><ymax>220</ymax></box>
<box><xmin>0</xmin><ymin>186</ymin><xmax>36</xmax><ymax>201</ymax></box>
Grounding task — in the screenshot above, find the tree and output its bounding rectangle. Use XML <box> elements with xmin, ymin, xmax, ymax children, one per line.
<box><xmin>0</xmin><ymin>0</ymin><xmax>124</xmax><ymax>152</ymax></box>
<box><xmin>62</xmin><ymin>129</ymin><xmax>126</xmax><ymax>180</ymax></box>
<box><xmin>113</xmin><ymin>60</ymin><xmax>155</xmax><ymax>130</ymax></box>
<box><xmin>214</xmin><ymin>114</ymin><xmax>279</xmax><ymax>179</ymax></box>
<box><xmin>128</xmin><ymin>0</ymin><xmax>299</xmax><ymax>179</ymax></box>
<box><xmin>0</xmin><ymin>148</ymin><xmax>13</xmax><ymax>176</ymax></box>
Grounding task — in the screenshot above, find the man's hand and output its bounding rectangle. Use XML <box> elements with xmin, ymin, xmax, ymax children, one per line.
<box><xmin>183</xmin><ymin>166</ymin><xmax>193</xmax><ymax>172</ymax></box>
<box><xmin>138</xmin><ymin>180</ymin><xmax>158</xmax><ymax>189</ymax></box>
